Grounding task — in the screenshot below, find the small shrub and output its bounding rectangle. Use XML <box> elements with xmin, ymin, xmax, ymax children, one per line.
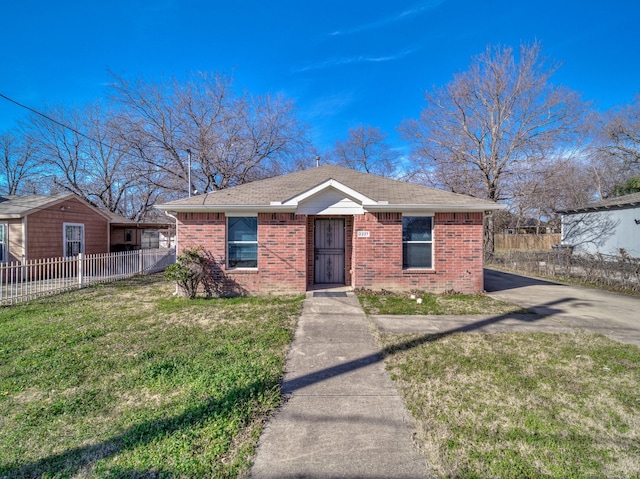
<box><xmin>165</xmin><ymin>246</ymin><xmax>212</xmax><ymax>299</ymax></box>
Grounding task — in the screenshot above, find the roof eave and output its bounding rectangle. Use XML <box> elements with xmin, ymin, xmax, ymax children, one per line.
<box><xmin>365</xmin><ymin>203</ymin><xmax>505</xmax><ymax>212</ymax></box>
<box><xmin>156</xmin><ymin>203</ymin><xmax>504</xmax><ymax>214</ymax></box>
<box><xmin>558</xmin><ymin>202</ymin><xmax>639</xmax><ymax>214</ymax></box>
<box><xmin>155</xmin><ymin>204</ymin><xmax>298</xmax><ymax>214</ymax></box>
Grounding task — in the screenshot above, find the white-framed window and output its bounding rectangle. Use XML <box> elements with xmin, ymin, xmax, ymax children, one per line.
<box><xmin>0</xmin><ymin>223</ymin><xmax>7</xmax><ymax>262</ymax></box>
<box><xmin>402</xmin><ymin>216</ymin><xmax>433</xmax><ymax>269</ymax></box>
<box><xmin>227</xmin><ymin>216</ymin><xmax>258</xmax><ymax>268</ymax></box>
<box><xmin>63</xmin><ymin>223</ymin><xmax>84</xmax><ymax>257</ymax></box>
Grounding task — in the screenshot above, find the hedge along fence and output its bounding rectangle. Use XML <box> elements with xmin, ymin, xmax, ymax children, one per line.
<box><xmin>487</xmin><ymin>248</ymin><xmax>640</xmax><ymax>292</ymax></box>
<box><xmin>494</xmin><ymin>233</ymin><xmax>561</xmax><ymax>251</ymax></box>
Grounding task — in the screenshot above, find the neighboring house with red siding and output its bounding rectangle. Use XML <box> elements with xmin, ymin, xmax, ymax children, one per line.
<box><xmin>0</xmin><ymin>194</ymin><xmax>111</xmax><ymax>262</ymax></box>
<box><xmin>0</xmin><ymin>194</ymin><xmax>174</xmax><ymax>263</ymax></box>
<box><xmin>156</xmin><ymin>165</ymin><xmax>504</xmax><ymax>295</ymax></box>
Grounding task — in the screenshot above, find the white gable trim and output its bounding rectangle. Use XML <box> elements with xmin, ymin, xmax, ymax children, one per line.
<box><xmin>296</xmin><ymin>188</ymin><xmax>365</xmax><ymax>215</ymax></box>
<box><xmin>276</xmin><ymin>179</ymin><xmax>376</xmax><ymax>207</ymax></box>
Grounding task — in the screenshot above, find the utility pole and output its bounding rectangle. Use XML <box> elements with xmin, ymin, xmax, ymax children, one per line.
<box><xmin>187</xmin><ymin>149</ymin><xmax>192</xmax><ymax>197</ymax></box>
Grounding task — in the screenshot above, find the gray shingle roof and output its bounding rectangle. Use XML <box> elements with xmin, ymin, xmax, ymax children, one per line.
<box><xmin>0</xmin><ymin>194</ymin><xmax>74</xmax><ymax>218</ymax></box>
<box><xmin>558</xmin><ymin>192</ymin><xmax>640</xmax><ymax>213</ymax></box>
<box><xmin>156</xmin><ymin>165</ymin><xmax>502</xmax><ymax>212</ymax></box>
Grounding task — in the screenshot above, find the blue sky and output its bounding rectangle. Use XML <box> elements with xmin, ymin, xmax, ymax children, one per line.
<box><xmin>1</xmin><ymin>0</ymin><xmax>639</xmax><ymax>154</ymax></box>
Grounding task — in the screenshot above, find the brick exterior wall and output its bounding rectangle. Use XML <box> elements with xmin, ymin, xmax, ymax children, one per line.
<box><xmin>176</xmin><ymin>212</ymin><xmax>307</xmax><ymax>294</ymax></box>
<box><xmin>351</xmin><ymin>212</ymin><xmax>484</xmax><ymax>294</ymax></box>
<box><xmin>177</xmin><ymin>210</ymin><xmax>484</xmax><ymax>295</ymax></box>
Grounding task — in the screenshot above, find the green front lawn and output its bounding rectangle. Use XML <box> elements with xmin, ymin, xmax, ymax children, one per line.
<box><xmin>357</xmin><ymin>289</ymin><xmax>530</xmax><ymax>315</ymax></box>
<box><xmin>379</xmin><ymin>330</ymin><xmax>640</xmax><ymax>478</ymax></box>
<box><xmin>3</xmin><ymin>279</ymin><xmax>638</xmax><ymax>478</ymax></box>
<box><xmin>0</xmin><ymin>275</ymin><xmax>303</xmax><ymax>478</ymax></box>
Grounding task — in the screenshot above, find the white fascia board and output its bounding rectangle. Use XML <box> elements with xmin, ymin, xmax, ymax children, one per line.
<box><xmin>281</xmin><ymin>179</ymin><xmax>376</xmax><ymax>206</ymax></box>
<box><xmin>365</xmin><ymin>203</ymin><xmax>506</xmax><ymax>213</ymax></box>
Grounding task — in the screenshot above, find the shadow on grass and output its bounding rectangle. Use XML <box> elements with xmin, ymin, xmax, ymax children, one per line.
<box><xmin>1</xmin><ymin>375</ymin><xmax>277</xmax><ymax>478</ymax></box>
<box><xmin>3</xmin><ymin>296</ymin><xmax>570</xmax><ymax>478</ymax></box>
<box><xmin>284</xmin><ymin>297</ymin><xmax>570</xmax><ymax>392</ymax></box>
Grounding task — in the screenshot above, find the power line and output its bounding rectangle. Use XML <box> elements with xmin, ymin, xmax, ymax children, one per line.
<box><xmin>0</xmin><ymin>92</ymin><xmax>134</xmax><ymax>156</ymax></box>
<box><xmin>0</xmin><ymin>93</ymin><xmax>100</xmax><ymax>144</ymax></box>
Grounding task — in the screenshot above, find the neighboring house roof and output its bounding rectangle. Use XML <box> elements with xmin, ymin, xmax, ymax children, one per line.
<box><xmin>0</xmin><ymin>193</ymin><xmax>109</xmax><ymax>220</ymax></box>
<box><xmin>0</xmin><ymin>194</ymin><xmax>173</xmax><ymax>226</ymax></box>
<box><xmin>156</xmin><ymin>165</ymin><xmax>503</xmax><ymax>213</ymax></box>
<box><xmin>558</xmin><ymin>192</ymin><xmax>640</xmax><ymax>214</ymax></box>
<box><xmin>104</xmin><ymin>210</ymin><xmax>173</xmax><ymax>228</ymax></box>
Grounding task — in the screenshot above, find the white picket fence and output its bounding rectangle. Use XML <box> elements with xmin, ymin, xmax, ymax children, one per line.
<box><xmin>0</xmin><ymin>248</ymin><xmax>176</xmax><ymax>306</ymax></box>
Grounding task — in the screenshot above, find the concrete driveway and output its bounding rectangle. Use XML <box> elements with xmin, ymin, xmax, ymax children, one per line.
<box><xmin>483</xmin><ymin>269</ymin><xmax>640</xmax><ymax>346</ymax></box>
<box><xmin>371</xmin><ymin>269</ymin><xmax>640</xmax><ymax>347</ymax></box>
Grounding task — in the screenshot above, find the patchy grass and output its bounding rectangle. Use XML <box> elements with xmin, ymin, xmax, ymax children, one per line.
<box><xmin>378</xmin><ymin>331</ymin><xmax>640</xmax><ymax>478</ymax></box>
<box><xmin>356</xmin><ymin>289</ymin><xmax>529</xmax><ymax>316</ymax></box>
<box><xmin>0</xmin><ymin>274</ymin><xmax>303</xmax><ymax>478</ymax></box>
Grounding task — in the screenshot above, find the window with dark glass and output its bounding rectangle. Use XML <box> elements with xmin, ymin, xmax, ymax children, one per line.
<box><xmin>402</xmin><ymin>216</ymin><xmax>433</xmax><ymax>269</ymax></box>
<box><xmin>64</xmin><ymin>223</ymin><xmax>84</xmax><ymax>257</ymax></box>
<box><xmin>227</xmin><ymin>217</ymin><xmax>258</xmax><ymax>268</ymax></box>
<box><xmin>0</xmin><ymin>224</ymin><xmax>7</xmax><ymax>262</ymax></box>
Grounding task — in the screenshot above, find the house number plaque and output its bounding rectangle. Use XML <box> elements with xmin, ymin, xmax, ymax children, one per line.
<box><xmin>357</xmin><ymin>231</ymin><xmax>370</xmax><ymax>238</ymax></box>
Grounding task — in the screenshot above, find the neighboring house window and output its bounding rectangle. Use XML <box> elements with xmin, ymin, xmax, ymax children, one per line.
<box><xmin>227</xmin><ymin>216</ymin><xmax>258</xmax><ymax>268</ymax></box>
<box><xmin>141</xmin><ymin>230</ymin><xmax>160</xmax><ymax>249</ymax></box>
<box><xmin>0</xmin><ymin>224</ymin><xmax>7</xmax><ymax>262</ymax></box>
<box><xmin>402</xmin><ymin>216</ymin><xmax>433</xmax><ymax>269</ymax></box>
<box><xmin>64</xmin><ymin>223</ymin><xmax>84</xmax><ymax>257</ymax></box>
<box><xmin>124</xmin><ymin>228</ymin><xmax>133</xmax><ymax>242</ymax></box>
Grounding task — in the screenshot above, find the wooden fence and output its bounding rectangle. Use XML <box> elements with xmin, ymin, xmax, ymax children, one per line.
<box><xmin>495</xmin><ymin>233</ymin><xmax>561</xmax><ymax>251</ymax></box>
<box><xmin>0</xmin><ymin>248</ymin><xmax>176</xmax><ymax>306</ymax></box>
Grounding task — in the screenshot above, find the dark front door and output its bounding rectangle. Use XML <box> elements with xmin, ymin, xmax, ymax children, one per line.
<box><xmin>314</xmin><ymin>218</ymin><xmax>345</xmax><ymax>284</ymax></box>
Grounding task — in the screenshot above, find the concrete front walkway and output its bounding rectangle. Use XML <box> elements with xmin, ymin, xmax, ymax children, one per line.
<box><xmin>250</xmin><ymin>290</ymin><xmax>429</xmax><ymax>478</ymax></box>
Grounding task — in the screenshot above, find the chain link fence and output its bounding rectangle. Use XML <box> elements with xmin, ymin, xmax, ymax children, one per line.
<box><xmin>486</xmin><ymin>248</ymin><xmax>640</xmax><ymax>292</ymax></box>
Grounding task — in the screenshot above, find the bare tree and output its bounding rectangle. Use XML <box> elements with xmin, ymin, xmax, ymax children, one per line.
<box><xmin>586</xmin><ymin>97</ymin><xmax>640</xmax><ymax>198</ymax></box>
<box><xmin>0</xmin><ymin>130</ymin><xmax>42</xmax><ymax>195</ymax></box>
<box><xmin>110</xmin><ymin>71</ymin><xmax>311</xmax><ymax>196</ymax></box>
<box><xmin>508</xmin><ymin>156</ymin><xmax>596</xmax><ymax>233</ymax></box>
<box><xmin>23</xmin><ymin>103</ymin><xmax>161</xmax><ymax>219</ymax></box>
<box><xmin>328</xmin><ymin>125</ymin><xmax>399</xmax><ymax>176</ymax></box>
<box><xmin>600</xmin><ymin>95</ymin><xmax>640</xmax><ymax>165</ymax></box>
<box><xmin>400</xmin><ymin>42</ymin><xmax>585</xmax><ymax>251</ymax></box>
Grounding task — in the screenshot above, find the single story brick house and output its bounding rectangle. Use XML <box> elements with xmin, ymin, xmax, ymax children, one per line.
<box><xmin>156</xmin><ymin>165</ymin><xmax>503</xmax><ymax>294</ymax></box>
<box><xmin>0</xmin><ymin>194</ymin><xmax>174</xmax><ymax>262</ymax></box>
